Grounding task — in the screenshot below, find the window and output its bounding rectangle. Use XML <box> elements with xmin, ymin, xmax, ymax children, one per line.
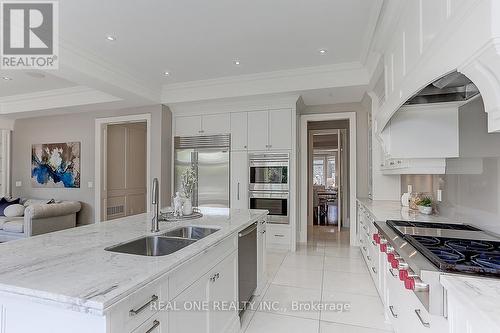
<box><xmin>326</xmin><ymin>156</ymin><xmax>336</xmax><ymax>188</ymax></box>
<box><xmin>313</xmin><ymin>157</ymin><xmax>325</xmax><ymax>185</ymax></box>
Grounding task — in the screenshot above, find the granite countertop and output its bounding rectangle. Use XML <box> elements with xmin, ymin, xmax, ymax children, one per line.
<box><xmin>357</xmin><ymin>197</ymin><xmax>455</xmax><ymax>223</ymax></box>
<box><xmin>0</xmin><ymin>208</ymin><xmax>267</xmax><ymax>315</ymax></box>
<box><xmin>441</xmin><ymin>275</ymin><xmax>500</xmax><ymax>328</ymax></box>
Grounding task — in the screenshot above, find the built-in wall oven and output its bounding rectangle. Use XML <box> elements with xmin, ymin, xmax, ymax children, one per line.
<box><xmin>249</xmin><ymin>191</ymin><xmax>289</xmax><ymax>224</ymax></box>
<box><xmin>249</xmin><ymin>153</ymin><xmax>289</xmax><ymax>191</ymax></box>
<box><xmin>249</xmin><ymin>153</ymin><xmax>289</xmax><ymax>224</ymax></box>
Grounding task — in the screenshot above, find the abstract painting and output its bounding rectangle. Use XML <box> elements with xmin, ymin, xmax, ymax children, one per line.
<box><xmin>31</xmin><ymin>142</ymin><xmax>81</xmax><ymax>188</ymax></box>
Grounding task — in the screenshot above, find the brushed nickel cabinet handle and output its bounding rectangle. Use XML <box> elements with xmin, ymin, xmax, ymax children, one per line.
<box><xmin>414</xmin><ymin>309</ymin><xmax>430</xmax><ymax>328</ymax></box>
<box><xmin>371</xmin><ymin>266</ymin><xmax>377</xmax><ymax>274</ymax></box>
<box><xmin>389</xmin><ymin>305</ymin><xmax>398</xmax><ymax>318</ymax></box>
<box><xmin>388</xmin><ymin>268</ymin><xmax>397</xmax><ymax>278</ymax></box>
<box><xmin>237</xmin><ymin>182</ymin><xmax>240</xmax><ymax>200</ymax></box>
<box><xmin>129</xmin><ymin>295</ymin><xmax>158</xmax><ymax>317</ymax></box>
<box><xmin>145</xmin><ymin>320</ymin><xmax>160</xmax><ymax>333</ymax></box>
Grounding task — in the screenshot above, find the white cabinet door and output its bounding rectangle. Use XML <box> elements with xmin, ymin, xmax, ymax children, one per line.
<box><xmin>269</xmin><ymin>109</ymin><xmax>292</xmax><ymax>150</ymax></box>
<box><xmin>230</xmin><ymin>112</ymin><xmax>248</xmax><ymax>150</ymax></box>
<box><xmin>248</xmin><ymin>110</ymin><xmax>269</xmax><ymax>150</ymax></box>
<box><xmin>230</xmin><ymin>151</ymin><xmax>248</xmax><ymax>209</ymax></box>
<box><xmin>175</xmin><ymin>116</ymin><xmax>202</xmax><ymax>136</ymax></box>
<box><xmin>208</xmin><ymin>251</ymin><xmax>238</xmax><ymax>333</ymax></box>
<box><xmin>202</xmin><ymin>114</ymin><xmax>230</xmax><ymax>135</ymax></box>
<box><xmin>168</xmin><ymin>275</ymin><xmax>209</xmax><ymax>333</ymax></box>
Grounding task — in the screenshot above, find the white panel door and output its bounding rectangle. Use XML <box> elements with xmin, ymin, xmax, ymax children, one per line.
<box><xmin>268</xmin><ymin>109</ymin><xmax>292</xmax><ymax>150</ymax></box>
<box><xmin>230</xmin><ymin>151</ymin><xmax>248</xmax><ymax>209</ymax></box>
<box><xmin>168</xmin><ymin>274</ymin><xmax>209</xmax><ymax>333</ymax></box>
<box><xmin>175</xmin><ymin>115</ymin><xmax>202</xmax><ymax>136</ymax></box>
<box><xmin>230</xmin><ymin>112</ymin><xmax>248</xmax><ymax>150</ymax></box>
<box><xmin>202</xmin><ymin>114</ymin><xmax>230</xmax><ymax>135</ymax></box>
<box><xmin>248</xmin><ymin>110</ymin><xmax>269</xmax><ymax>150</ymax></box>
<box><xmin>208</xmin><ymin>252</ymin><xmax>238</xmax><ymax>333</ymax></box>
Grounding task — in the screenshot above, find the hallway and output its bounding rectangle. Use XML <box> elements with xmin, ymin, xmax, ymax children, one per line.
<box><xmin>240</xmin><ymin>227</ymin><xmax>392</xmax><ymax>333</ymax></box>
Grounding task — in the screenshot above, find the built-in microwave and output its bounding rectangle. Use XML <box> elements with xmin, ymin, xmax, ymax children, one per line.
<box><xmin>249</xmin><ymin>153</ymin><xmax>289</xmax><ymax>192</ymax></box>
<box><xmin>249</xmin><ymin>191</ymin><xmax>289</xmax><ymax>224</ymax></box>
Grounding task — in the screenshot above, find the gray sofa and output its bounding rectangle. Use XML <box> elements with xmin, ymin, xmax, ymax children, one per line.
<box><xmin>0</xmin><ymin>199</ymin><xmax>81</xmax><ymax>242</ymax></box>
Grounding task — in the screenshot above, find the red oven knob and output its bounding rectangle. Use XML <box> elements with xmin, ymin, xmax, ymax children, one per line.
<box><xmin>390</xmin><ymin>258</ymin><xmax>400</xmax><ymax>269</ymax></box>
<box><xmin>380</xmin><ymin>243</ymin><xmax>387</xmax><ymax>252</ymax></box>
<box><xmin>399</xmin><ymin>269</ymin><xmax>408</xmax><ymax>281</ymax></box>
<box><xmin>387</xmin><ymin>253</ymin><xmax>395</xmax><ymax>263</ymax></box>
<box><xmin>373</xmin><ymin>234</ymin><xmax>381</xmax><ymax>244</ymax></box>
<box><xmin>404</xmin><ymin>276</ymin><xmax>415</xmax><ymax>290</ymax></box>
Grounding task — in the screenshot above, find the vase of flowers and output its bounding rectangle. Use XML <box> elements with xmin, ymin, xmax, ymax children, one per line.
<box><xmin>416</xmin><ymin>196</ymin><xmax>433</xmax><ymax>215</ymax></box>
<box><xmin>181</xmin><ymin>167</ymin><xmax>197</xmax><ymax>215</ymax></box>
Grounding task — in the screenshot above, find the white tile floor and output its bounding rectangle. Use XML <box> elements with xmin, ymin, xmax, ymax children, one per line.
<box><xmin>240</xmin><ymin>226</ymin><xmax>393</xmax><ymax>333</ymax></box>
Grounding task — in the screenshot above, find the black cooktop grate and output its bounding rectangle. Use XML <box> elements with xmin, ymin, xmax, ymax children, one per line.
<box><xmin>405</xmin><ymin>235</ymin><xmax>500</xmax><ymax>277</ymax></box>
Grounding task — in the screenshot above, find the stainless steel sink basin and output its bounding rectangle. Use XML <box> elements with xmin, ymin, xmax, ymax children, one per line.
<box><xmin>161</xmin><ymin>226</ymin><xmax>220</xmax><ymax>240</ymax></box>
<box><xmin>105</xmin><ymin>236</ymin><xmax>196</xmax><ymax>256</ymax></box>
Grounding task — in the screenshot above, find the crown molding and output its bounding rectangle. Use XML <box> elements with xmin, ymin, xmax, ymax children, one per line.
<box><xmin>0</xmin><ymin>86</ymin><xmax>121</xmax><ymax>114</ymax></box>
<box><xmin>170</xmin><ymin>92</ymin><xmax>300</xmax><ymax>116</ymax></box>
<box><xmin>162</xmin><ymin>62</ymin><xmax>369</xmax><ymax>104</ymax></box>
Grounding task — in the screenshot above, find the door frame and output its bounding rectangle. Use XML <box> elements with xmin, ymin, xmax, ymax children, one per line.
<box><xmin>95</xmin><ymin>113</ymin><xmax>152</xmax><ymax>223</ymax></box>
<box><xmin>299</xmin><ymin>112</ymin><xmax>357</xmax><ymax>245</ymax></box>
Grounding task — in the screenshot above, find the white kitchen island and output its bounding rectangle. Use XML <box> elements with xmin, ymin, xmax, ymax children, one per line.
<box><xmin>0</xmin><ymin>208</ymin><xmax>268</xmax><ymax>333</ymax></box>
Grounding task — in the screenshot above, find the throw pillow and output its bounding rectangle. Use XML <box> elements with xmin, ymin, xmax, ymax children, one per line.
<box><xmin>4</xmin><ymin>204</ymin><xmax>25</xmax><ymax>217</ymax></box>
<box><xmin>0</xmin><ymin>197</ymin><xmax>21</xmax><ymax>216</ymax></box>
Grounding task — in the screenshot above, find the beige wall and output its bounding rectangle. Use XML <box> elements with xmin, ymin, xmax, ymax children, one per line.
<box><xmin>12</xmin><ymin>105</ymin><xmax>172</xmax><ymax>225</ymax></box>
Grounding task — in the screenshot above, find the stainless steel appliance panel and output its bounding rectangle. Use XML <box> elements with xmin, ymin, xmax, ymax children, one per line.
<box><xmin>238</xmin><ymin>222</ymin><xmax>258</xmax><ymax>313</ymax></box>
<box><xmin>197</xmin><ymin>148</ymin><xmax>230</xmax><ymax>207</ymax></box>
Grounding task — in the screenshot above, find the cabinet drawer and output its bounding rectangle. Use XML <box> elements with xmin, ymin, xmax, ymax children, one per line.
<box><xmin>131</xmin><ymin>314</ymin><xmax>165</xmax><ymax>333</ymax></box>
<box><xmin>169</xmin><ymin>235</ymin><xmax>237</xmax><ymax>299</ymax></box>
<box><xmin>109</xmin><ymin>279</ymin><xmax>163</xmax><ymax>333</ymax></box>
<box><xmin>266</xmin><ymin>225</ymin><xmax>290</xmax><ymax>245</ymax></box>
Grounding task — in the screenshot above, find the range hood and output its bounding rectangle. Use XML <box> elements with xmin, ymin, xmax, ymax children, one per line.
<box><xmin>404</xmin><ymin>71</ymin><xmax>480</xmax><ymax>105</ymax></box>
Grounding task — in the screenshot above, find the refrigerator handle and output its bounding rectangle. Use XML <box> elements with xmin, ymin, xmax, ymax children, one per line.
<box><xmin>191</xmin><ymin>151</ymin><xmax>199</xmax><ymax>208</ymax></box>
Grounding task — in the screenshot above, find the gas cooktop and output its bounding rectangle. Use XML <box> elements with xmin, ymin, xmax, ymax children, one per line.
<box><xmin>385</xmin><ymin>220</ymin><xmax>498</xmax><ymax>241</ymax></box>
<box><xmin>405</xmin><ymin>235</ymin><xmax>500</xmax><ymax>277</ymax></box>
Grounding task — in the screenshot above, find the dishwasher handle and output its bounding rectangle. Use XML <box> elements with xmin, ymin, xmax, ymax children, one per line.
<box><xmin>239</xmin><ymin>222</ymin><xmax>258</xmax><ymax>238</ymax></box>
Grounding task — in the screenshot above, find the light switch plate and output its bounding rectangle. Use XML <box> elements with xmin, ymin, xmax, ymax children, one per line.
<box><xmin>437</xmin><ymin>189</ymin><xmax>442</xmax><ymax>202</ymax></box>
<box><xmin>15</xmin><ymin>181</ymin><xmax>22</xmax><ymax>187</ymax></box>
<box><xmin>87</xmin><ymin>181</ymin><xmax>93</xmax><ymax>189</ymax></box>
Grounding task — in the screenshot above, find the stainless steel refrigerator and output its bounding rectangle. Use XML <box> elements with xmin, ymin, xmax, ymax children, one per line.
<box><xmin>174</xmin><ymin>135</ymin><xmax>230</xmax><ymax>208</ymax></box>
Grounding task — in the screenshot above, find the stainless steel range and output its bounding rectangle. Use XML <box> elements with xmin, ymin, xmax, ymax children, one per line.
<box><xmin>374</xmin><ymin>220</ymin><xmax>500</xmax><ymax>316</ymax></box>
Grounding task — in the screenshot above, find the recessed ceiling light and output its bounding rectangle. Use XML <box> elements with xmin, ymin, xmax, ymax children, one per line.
<box><xmin>163</xmin><ymin>71</ymin><xmax>170</xmax><ymax>77</ymax></box>
<box><xmin>105</xmin><ymin>35</ymin><xmax>116</xmax><ymax>42</ymax></box>
<box><xmin>319</xmin><ymin>49</ymin><xmax>328</xmax><ymax>55</ymax></box>
<box><xmin>1</xmin><ymin>76</ymin><xmax>12</xmax><ymax>81</ymax></box>
<box><xmin>233</xmin><ymin>59</ymin><xmax>241</xmax><ymax>66</ymax></box>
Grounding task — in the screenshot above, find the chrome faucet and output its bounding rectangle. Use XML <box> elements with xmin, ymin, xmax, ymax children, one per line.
<box><xmin>151</xmin><ymin>178</ymin><xmax>160</xmax><ymax>233</ymax></box>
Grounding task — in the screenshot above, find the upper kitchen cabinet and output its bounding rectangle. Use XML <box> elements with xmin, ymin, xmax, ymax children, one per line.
<box><xmin>248</xmin><ymin>110</ymin><xmax>269</xmax><ymax>150</ymax></box>
<box><xmin>175</xmin><ymin>114</ymin><xmax>230</xmax><ymax>136</ymax></box>
<box><xmin>248</xmin><ymin>109</ymin><xmax>292</xmax><ymax>151</ymax></box>
<box><xmin>230</xmin><ymin>112</ymin><xmax>248</xmax><ymax>151</ymax></box>
<box><xmin>269</xmin><ymin>109</ymin><xmax>292</xmax><ymax>150</ymax></box>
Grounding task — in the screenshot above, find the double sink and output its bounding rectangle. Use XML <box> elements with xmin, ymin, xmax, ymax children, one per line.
<box><xmin>105</xmin><ymin>226</ymin><xmax>220</xmax><ymax>257</ymax></box>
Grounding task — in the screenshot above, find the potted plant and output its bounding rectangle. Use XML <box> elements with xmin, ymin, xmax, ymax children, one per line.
<box><xmin>416</xmin><ymin>197</ymin><xmax>433</xmax><ymax>215</ymax></box>
<box><xmin>181</xmin><ymin>167</ymin><xmax>197</xmax><ymax>215</ymax></box>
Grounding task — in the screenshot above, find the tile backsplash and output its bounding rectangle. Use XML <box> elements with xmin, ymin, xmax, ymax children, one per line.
<box><xmin>401</xmin><ymin>97</ymin><xmax>500</xmax><ymax>234</ymax></box>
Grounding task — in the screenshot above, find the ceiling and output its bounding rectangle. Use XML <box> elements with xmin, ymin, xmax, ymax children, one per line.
<box><xmin>0</xmin><ymin>0</ymin><xmax>383</xmax><ymax>117</ymax></box>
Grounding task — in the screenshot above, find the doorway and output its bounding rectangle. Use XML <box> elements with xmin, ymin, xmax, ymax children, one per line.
<box><xmin>95</xmin><ymin>114</ymin><xmax>152</xmax><ymax>223</ymax></box>
<box><xmin>299</xmin><ymin>112</ymin><xmax>357</xmax><ymax>246</ymax></box>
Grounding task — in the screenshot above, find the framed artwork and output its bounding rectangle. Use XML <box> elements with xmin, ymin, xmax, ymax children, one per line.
<box><xmin>31</xmin><ymin>142</ymin><xmax>81</xmax><ymax>188</ymax></box>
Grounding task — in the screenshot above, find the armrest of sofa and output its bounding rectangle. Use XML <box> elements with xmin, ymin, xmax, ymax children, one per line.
<box><xmin>24</xmin><ymin>201</ymin><xmax>81</xmax><ymax>236</ymax></box>
<box><xmin>24</xmin><ymin>201</ymin><xmax>81</xmax><ymax>220</ymax></box>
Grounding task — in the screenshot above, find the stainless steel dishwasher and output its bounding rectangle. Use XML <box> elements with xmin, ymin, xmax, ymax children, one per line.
<box><xmin>238</xmin><ymin>222</ymin><xmax>258</xmax><ymax>314</ymax></box>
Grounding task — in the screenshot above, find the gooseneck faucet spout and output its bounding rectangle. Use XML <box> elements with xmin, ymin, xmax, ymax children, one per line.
<box><xmin>151</xmin><ymin>178</ymin><xmax>160</xmax><ymax>233</ymax></box>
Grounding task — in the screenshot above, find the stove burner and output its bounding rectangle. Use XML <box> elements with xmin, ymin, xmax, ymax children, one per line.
<box><xmin>387</xmin><ymin>220</ymin><xmax>480</xmax><ymax>231</ymax></box>
<box><xmin>472</xmin><ymin>253</ymin><xmax>500</xmax><ymax>270</ymax></box>
<box><xmin>428</xmin><ymin>248</ymin><xmax>464</xmax><ymax>264</ymax></box>
<box><xmin>404</xmin><ymin>235</ymin><xmax>500</xmax><ymax>277</ymax></box>
<box><xmin>445</xmin><ymin>240</ymin><xmax>495</xmax><ymax>252</ymax></box>
<box><xmin>412</xmin><ymin>236</ymin><xmax>440</xmax><ymax>246</ymax></box>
